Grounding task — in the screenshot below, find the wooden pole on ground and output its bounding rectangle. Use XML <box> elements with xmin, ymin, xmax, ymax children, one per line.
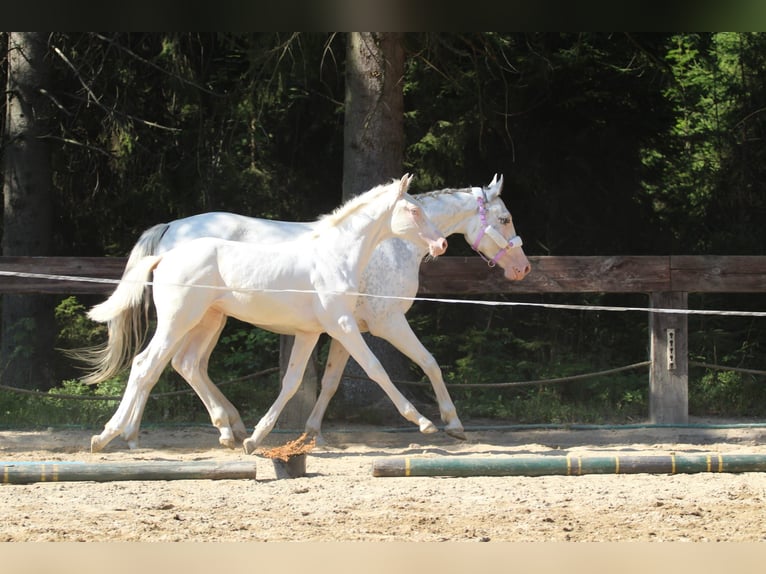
<box><xmin>2</xmin><ymin>460</ymin><xmax>257</xmax><ymax>484</ymax></box>
<box><xmin>372</xmin><ymin>453</ymin><xmax>766</xmax><ymax>477</ymax></box>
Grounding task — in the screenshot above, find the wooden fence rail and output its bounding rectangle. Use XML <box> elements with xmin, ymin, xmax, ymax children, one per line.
<box><xmin>3</xmin><ymin>255</ymin><xmax>766</xmax><ymax>425</ymax></box>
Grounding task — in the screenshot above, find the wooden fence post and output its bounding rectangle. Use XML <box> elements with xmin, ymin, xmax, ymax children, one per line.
<box><xmin>649</xmin><ymin>292</ymin><xmax>688</xmax><ymax>424</ymax></box>
<box><xmin>275</xmin><ymin>335</ymin><xmax>318</xmax><ymax>432</ymax></box>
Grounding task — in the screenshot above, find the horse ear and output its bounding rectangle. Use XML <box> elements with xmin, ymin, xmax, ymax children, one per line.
<box><xmin>398</xmin><ymin>173</ymin><xmax>413</xmax><ymax>197</ymax></box>
<box><xmin>487</xmin><ymin>173</ymin><xmax>504</xmax><ymax>197</ymax></box>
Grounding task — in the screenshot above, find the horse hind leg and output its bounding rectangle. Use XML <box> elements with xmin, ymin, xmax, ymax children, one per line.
<box><xmin>90</xmin><ymin>335</ymin><xmax>177</xmax><ymax>452</ymax></box>
<box><xmin>242</xmin><ymin>331</ymin><xmax>321</xmax><ymax>454</ymax></box>
<box><xmin>169</xmin><ymin>311</ymin><xmax>248</xmax><ymax>448</ymax></box>
<box><xmin>119</xmin><ymin>310</ymin><xmax>246</xmax><ymax>449</ymax></box>
<box><xmin>90</xmin><ymin>301</ymin><xmax>210</xmax><ymax>453</ymax></box>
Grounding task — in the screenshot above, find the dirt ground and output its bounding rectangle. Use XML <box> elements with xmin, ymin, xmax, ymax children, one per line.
<box><xmin>2</xmin><ymin>420</ymin><xmax>766</xmax><ymax>542</ymax></box>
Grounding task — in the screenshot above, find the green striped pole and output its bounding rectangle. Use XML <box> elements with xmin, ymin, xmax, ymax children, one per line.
<box><xmin>372</xmin><ymin>453</ymin><xmax>766</xmax><ymax>477</ymax></box>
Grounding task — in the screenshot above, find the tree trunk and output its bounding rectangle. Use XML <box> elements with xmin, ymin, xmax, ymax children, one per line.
<box><xmin>338</xmin><ymin>32</ymin><xmax>411</xmax><ymax>419</ymax></box>
<box><xmin>342</xmin><ymin>32</ymin><xmax>405</xmax><ymax>196</ymax></box>
<box><xmin>1</xmin><ymin>32</ymin><xmax>55</xmax><ymax>390</ymax></box>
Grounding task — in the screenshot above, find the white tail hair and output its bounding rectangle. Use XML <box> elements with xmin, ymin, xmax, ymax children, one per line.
<box><xmin>70</xmin><ymin>223</ymin><xmax>169</xmax><ymax>385</ymax></box>
<box><xmin>87</xmin><ymin>255</ymin><xmax>160</xmax><ymax>323</ymax></box>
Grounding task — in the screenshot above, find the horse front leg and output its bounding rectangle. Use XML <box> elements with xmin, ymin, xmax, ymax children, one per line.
<box><xmin>371</xmin><ymin>313</ymin><xmax>465</xmax><ymax>440</ymax></box>
<box><xmin>330</xmin><ymin>315</ymin><xmax>437</xmax><ymax>435</ymax></box>
<box><xmin>242</xmin><ymin>331</ymin><xmax>321</xmax><ymax>455</ymax></box>
<box><xmin>303</xmin><ymin>337</ymin><xmax>351</xmax><ymax>441</ymax></box>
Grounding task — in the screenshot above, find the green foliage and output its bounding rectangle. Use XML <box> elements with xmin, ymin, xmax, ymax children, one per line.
<box><xmin>0</xmin><ymin>377</ymin><xmax>120</xmax><ymax>428</ymax></box>
<box><xmin>690</xmin><ymin>369</ymin><xmax>766</xmax><ymax>417</ymax></box>
<box><xmin>44</xmin><ymin>379</ymin><xmax>125</xmax><ymax>426</ymax></box>
<box><xmin>214</xmin><ymin>322</ymin><xmax>280</xmax><ymax>375</ymax></box>
<box><xmin>55</xmin><ymin>296</ymin><xmax>105</xmax><ymax>348</ymax></box>
<box><xmin>641</xmin><ymin>33</ymin><xmax>766</xmax><ymax>254</ymax></box>
<box><xmin>47</xmin><ymin>33</ymin><xmax>345</xmax><ymax>259</ymax></box>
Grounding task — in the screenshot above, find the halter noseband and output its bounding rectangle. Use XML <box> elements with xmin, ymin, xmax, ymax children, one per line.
<box><xmin>471</xmin><ymin>187</ymin><xmax>523</xmax><ymax>267</ymax></box>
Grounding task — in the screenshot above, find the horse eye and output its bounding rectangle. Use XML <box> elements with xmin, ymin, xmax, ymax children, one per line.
<box><xmin>499</xmin><ymin>216</ymin><xmax>511</xmax><ymax>225</ymax></box>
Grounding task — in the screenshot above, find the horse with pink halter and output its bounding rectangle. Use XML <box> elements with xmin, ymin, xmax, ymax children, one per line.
<box><xmin>80</xmin><ymin>174</ymin><xmax>530</xmax><ymax>452</ymax></box>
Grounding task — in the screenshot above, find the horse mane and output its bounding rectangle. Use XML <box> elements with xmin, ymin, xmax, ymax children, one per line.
<box><xmin>418</xmin><ymin>186</ymin><xmax>471</xmax><ymax>199</ymax></box>
<box><xmin>412</xmin><ymin>187</ymin><xmax>478</xmax><ymax>215</ymax></box>
<box><xmin>315</xmin><ymin>179</ymin><xmax>398</xmax><ymax>231</ymax></box>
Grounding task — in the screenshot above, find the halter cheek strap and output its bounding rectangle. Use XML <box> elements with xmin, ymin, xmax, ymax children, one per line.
<box><xmin>471</xmin><ymin>189</ymin><xmax>523</xmax><ymax>267</ymax></box>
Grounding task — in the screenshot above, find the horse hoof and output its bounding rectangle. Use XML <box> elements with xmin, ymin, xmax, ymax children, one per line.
<box><xmin>242</xmin><ymin>438</ymin><xmax>258</xmax><ymax>455</ymax></box>
<box><xmin>445</xmin><ymin>427</ymin><xmax>467</xmax><ymax>441</ymax></box>
<box><xmin>304</xmin><ymin>430</ymin><xmax>328</xmax><ymax>447</ymax></box>
<box><xmin>419</xmin><ymin>420</ymin><xmax>438</xmax><ymax>434</ymax></box>
<box><xmin>219</xmin><ymin>436</ymin><xmax>237</xmax><ymax>449</ymax></box>
<box><xmin>90</xmin><ymin>436</ymin><xmax>104</xmax><ymax>453</ymax></box>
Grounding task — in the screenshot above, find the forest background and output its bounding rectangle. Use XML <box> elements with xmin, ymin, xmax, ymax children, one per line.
<box><xmin>2</xmin><ymin>32</ymin><xmax>766</xmax><ymax>429</ymax></box>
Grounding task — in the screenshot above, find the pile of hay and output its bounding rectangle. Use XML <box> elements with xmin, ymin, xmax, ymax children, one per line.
<box><xmin>258</xmin><ymin>433</ymin><xmax>316</xmax><ymax>462</ymax></box>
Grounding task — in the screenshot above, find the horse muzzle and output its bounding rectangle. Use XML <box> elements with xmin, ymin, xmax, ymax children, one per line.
<box><xmin>429</xmin><ymin>237</ymin><xmax>448</xmax><ymax>257</ymax></box>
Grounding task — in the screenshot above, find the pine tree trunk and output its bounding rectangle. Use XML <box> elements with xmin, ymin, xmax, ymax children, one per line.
<box><xmin>338</xmin><ymin>32</ymin><xmax>412</xmax><ymax>419</ymax></box>
<box><xmin>1</xmin><ymin>32</ymin><xmax>55</xmax><ymax>390</ymax></box>
<box><xmin>342</xmin><ymin>32</ymin><xmax>405</xmax><ymax>195</ymax></box>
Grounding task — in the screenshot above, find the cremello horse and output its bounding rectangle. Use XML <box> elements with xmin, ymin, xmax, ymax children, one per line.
<box><xmin>83</xmin><ymin>174</ymin><xmax>530</xmax><ymax>450</ymax></box>
<box><xmin>86</xmin><ymin>175</ymin><xmax>448</xmax><ymax>453</ymax></box>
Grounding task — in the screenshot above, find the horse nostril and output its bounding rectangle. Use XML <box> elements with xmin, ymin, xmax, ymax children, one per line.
<box><xmin>431</xmin><ymin>238</ymin><xmax>447</xmax><ymax>256</ymax></box>
<box><xmin>514</xmin><ymin>265</ymin><xmax>531</xmax><ymax>277</ymax></box>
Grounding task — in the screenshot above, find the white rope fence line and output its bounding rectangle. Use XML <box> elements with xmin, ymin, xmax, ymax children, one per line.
<box><xmin>2</xmin><ymin>269</ymin><xmax>766</xmax><ymax>318</ymax></box>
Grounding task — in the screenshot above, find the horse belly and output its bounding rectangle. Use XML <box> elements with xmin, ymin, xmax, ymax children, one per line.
<box><xmin>216</xmin><ymin>293</ymin><xmax>322</xmax><ymax>335</ymax></box>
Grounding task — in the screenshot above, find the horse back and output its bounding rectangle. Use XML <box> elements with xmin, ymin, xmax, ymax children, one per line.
<box><xmin>159</xmin><ymin>212</ymin><xmax>314</xmax><ymax>252</ymax></box>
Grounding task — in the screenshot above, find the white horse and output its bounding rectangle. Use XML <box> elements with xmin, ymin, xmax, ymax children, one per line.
<box><xmin>85</xmin><ymin>175</ymin><xmax>448</xmax><ymax>453</ymax></box>
<box><xmin>83</xmin><ymin>174</ymin><xmax>530</xmax><ymax>450</ymax></box>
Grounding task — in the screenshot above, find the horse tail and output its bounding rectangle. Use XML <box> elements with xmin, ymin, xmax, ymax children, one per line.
<box><xmin>67</xmin><ymin>224</ymin><xmax>169</xmax><ymax>385</ymax></box>
<box><xmin>75</xmin><ymin>254</ymin><xmax>162</xmax><ymax>385</ymax></box>
<box><xmin>124</xmin><ymin>222</ymin><xmax>170</xmax><ymax>277</ymax></box>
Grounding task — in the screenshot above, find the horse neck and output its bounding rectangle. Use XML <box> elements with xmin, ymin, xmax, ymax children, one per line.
<box><xmin>418</xmin><ymin>188</ymin><xmax>478</xmax><ymax>239</ymax></box>
<box><xmin>320</xmin><ymin>202</ymin><xmax>396</xmax><ymax>273</ymax></box>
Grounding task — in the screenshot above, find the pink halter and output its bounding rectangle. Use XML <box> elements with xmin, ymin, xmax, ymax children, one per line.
<box><xmin>471</xmin><ymin>190</ymin><xmax>523</xmax><ymax>267</ymax></box>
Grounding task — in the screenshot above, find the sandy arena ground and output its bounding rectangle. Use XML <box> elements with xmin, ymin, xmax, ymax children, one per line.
<box><xmin>2</xmin><ymin>420</ymin><xmax>766</xmax><ymax>542</ymax></box>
